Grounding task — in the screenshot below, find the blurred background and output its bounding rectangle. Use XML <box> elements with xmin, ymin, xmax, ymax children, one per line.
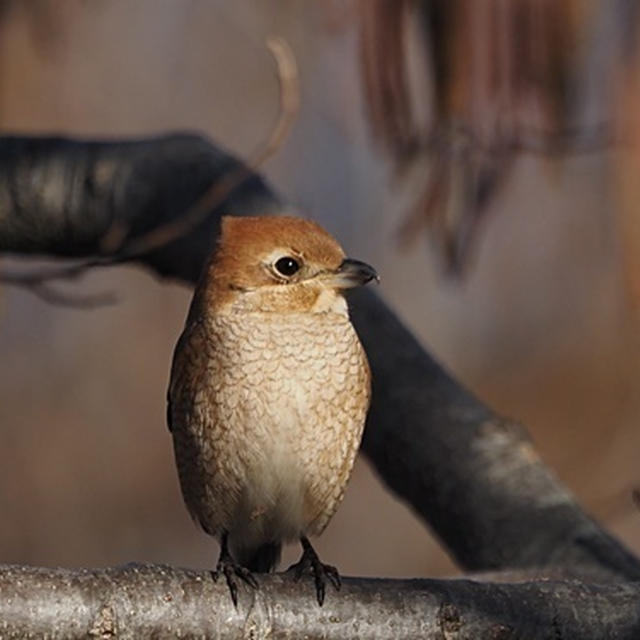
<box><xmin>1</xmin><ymin>0</ymin><xmax>639</xmax><ymax>578</ymax></box>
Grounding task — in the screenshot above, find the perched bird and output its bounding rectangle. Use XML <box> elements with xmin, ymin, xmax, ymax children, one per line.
<box><xmin>167</xmin><ymin>215</ymin><xmax>377</xmax><ymax>606</ymax></box>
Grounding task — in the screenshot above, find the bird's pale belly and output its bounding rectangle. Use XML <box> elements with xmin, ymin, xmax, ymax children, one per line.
<box><xmin>225</xmin><ymin>393</ymin><xmax>321</xmax><ymax>551</ymax></box>
<box><xmin>175</xmin><ymin>312</ymin><xmax>370</xmax><ymax>555</ymax></box>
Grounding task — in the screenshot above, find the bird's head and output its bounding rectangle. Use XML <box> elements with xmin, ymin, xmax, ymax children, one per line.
<box><xmin>199</xmin><ymin>215</ymin><xmax>378</xmax><ymax>314</ymax></box>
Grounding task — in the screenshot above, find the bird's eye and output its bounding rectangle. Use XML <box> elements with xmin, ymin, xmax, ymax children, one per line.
<box><xmin>274</xmin><ymin>256</ymin><xmax>301</xmax><ymax>277</ymax></box>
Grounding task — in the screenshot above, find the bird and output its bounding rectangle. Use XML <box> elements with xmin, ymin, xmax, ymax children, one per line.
<box><xmin>167</xmin><ymin>215</ymin><xmax>377</xmax><ymax>606</ymax></box>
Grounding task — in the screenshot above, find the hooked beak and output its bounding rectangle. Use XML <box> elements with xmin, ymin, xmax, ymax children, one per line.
<box><xmin>330</xmin><ymin>258</ymin><xmax>379</xmax><ymax>289</ymax></box>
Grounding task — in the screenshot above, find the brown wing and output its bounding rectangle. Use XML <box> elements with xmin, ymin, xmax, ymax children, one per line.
<box><xmin>166</xmin><ymin>321</ymin><xmax>216</xmax><ymax>529</ymax></box>
<box><xmin>166</xmin><ymin>319</ymin><xmax>242</xmax><ymax>536</ymax></box>
<box><xmin>166</xmin><ymin>328</ymin><xmax>191</xmax><ymax>434</ymax></box>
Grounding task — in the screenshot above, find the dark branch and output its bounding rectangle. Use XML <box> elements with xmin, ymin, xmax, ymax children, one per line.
<box><xmin>1</xmin><ymin>564</ymin><xmax>639</xmax><ymax>640</ymax></box>
<box><xmin>0</xmin><ymin>133</ymin><xmax>284</xmax><ymax>283</ymax></box>
<box><xmin>351</xmin><ymin>289</ymin><xmax>640</xmax><ymax>580</ymax></box>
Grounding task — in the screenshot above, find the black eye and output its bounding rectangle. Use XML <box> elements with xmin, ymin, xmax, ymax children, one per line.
<box><xmin>274</xmin><ymin>256</ymin><xmax>300</xmax><ymax>277</ymax></box>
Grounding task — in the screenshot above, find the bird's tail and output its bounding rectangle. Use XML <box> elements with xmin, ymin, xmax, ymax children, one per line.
<box><xmin>238</xmin><ymin>542</ymin><xmax>282</xmax><ymax>573</ymax></box>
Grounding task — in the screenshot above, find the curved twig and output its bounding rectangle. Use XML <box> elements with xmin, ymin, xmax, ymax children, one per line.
<box><xmin>0</xmin><ymin>36</ymin><xmax>299</xmax><ymax>298</ymax></box>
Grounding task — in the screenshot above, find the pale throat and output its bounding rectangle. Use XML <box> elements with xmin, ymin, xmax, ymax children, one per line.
<box><xmin>310</xmin><ymin>288</ymin><xmax>348</xmax><ymax>314</ymax></box>
<box><xmin>225</xmin><ymin>283</ymin><xmax>349</xmax><ymax>315</ymax></box>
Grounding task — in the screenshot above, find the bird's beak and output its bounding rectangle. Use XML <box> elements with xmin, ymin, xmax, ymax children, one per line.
<box><xmin>330</xmin><ymin>258</ymin><xmax>379</xmax><ymax>289</ymax></box>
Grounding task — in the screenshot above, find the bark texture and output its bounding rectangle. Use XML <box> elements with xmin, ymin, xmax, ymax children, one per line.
<box><xmin>1</xmin><ymin>564</ymin><xmax>640</xmax><ymax>640</ymax></box>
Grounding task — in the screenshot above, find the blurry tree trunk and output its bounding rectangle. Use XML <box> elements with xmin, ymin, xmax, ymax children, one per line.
<box><xmin>359</xmin><ymin>0</ymin><xmax>639</xmax><ymax>273</ymax></box>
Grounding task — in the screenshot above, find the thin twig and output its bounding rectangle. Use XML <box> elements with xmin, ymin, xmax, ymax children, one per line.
<box><xmin>395</xmin><ymin>119</ymin><xmax>619</xmax><ymax>275</ymax></box>
<box><xmin>0</xmin><ymin>261</ymin><xmax>117</xmax><ymax>308</ymax></box>
<box><xmin>409</xmin><ymin>119</ymin><xmax>619</xmax><ymax>161</ymax></box>
<box><xmin>0</xmin><ymin>260</ymin><xmax>105</xmax><ymax>286</ymax></box>
<box><xmin>99</xmin><ymin>35</ymin><xmax>299</xmax><ymax>259</ymax></box>
<box><xmin>29</xmin><ymin>283</ymin><xmax>118</xmax><ymax>308</ymax></box>
<box><xmin>0</xmin><ymin>36</ymin><xmax>299</xmax><ymax>303</ymax></box>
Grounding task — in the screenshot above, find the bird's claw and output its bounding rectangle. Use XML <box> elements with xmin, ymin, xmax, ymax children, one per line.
<box><xmin>287</xmin><ymin>537</ymin><xmax>341</xmax><ymax>606</ymax></box>
<box><xmin>213</xmin><ymin>555</ymin><xmax>258</xmax><ymax>607</ymax></box>
<box><xmin>323</xmin><ymin>563</ymin><xmax>341</xmax><ymax>591</ymax></box>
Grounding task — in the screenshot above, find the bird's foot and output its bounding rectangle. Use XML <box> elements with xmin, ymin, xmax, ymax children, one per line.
<box><xmin>286</xmin><ymin>536</ymin><xmax>341</xmax><ymax>606</ymax></box>
<box><xmin>213</xmin><ymin>542</ymin><xmax>258</xmax><ymax>607</ymax></box>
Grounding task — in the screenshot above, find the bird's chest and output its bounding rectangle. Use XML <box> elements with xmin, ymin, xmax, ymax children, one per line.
<box><xmin>197</xmin><ymin>314</ymin><xmax>362</xmax><ymax>530</ymax></box>
<box><xmin>173</xmin><ymin>311</ymin><xmax>368</xmax><ymax>539</ymax></box>
<box><xmin>207</xmin><ymin>314</ymin><xmax>355</xmax><ymax>446</ymax></box>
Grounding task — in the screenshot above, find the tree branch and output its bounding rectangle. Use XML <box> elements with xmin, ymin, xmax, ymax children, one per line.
<box><xmin>0</xmin><ymin>134</ymin><xmax>285</xmax><ymax>282</ymax></box>
<box><xmin>1</xmin><ymin>564</ymin><xmax>639</xmax><ymax>639</ymax></box>
<box><xmin>351</xmin><ymin>288</ymin><xmax>640</xmax><ymax>580</ymax></box>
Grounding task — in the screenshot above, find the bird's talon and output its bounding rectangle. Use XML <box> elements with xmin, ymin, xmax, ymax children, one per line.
<box><xmin>237</xmin><ymin>566</ymin><xmax>259</xmax><ymax>589</ymax></box>
<box><xmin>290</xmin><ymin>537</ymin><xmax>341</xmax><ymax>606</ymax></box>
<box><xmin>309</xmin><ymin>560</ymin><xmax>341</xmax><ymax>605</ymax></box>
<box><xmin>214</xmin><ymin>535</ymin><xmax>258</xmax><ymax>607</ymax></box>
<box><xmin>225</xmin><ymin>572</ymin><xmax>239</xmax><ymax>607</ymax></box>
<box><xmin>286</xmin><ymin>556</ymin><xmax>309</xmax><ymax>582</ymax></box>
<box><xmin>325</xmin><ymin>564</ymin><xmax>341</xmax><ymax>590</ymax></box>
<box><xmin>216</xmin><ymin>561</ymin><xmax>259</xmax><ymax>607</ymax></box>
